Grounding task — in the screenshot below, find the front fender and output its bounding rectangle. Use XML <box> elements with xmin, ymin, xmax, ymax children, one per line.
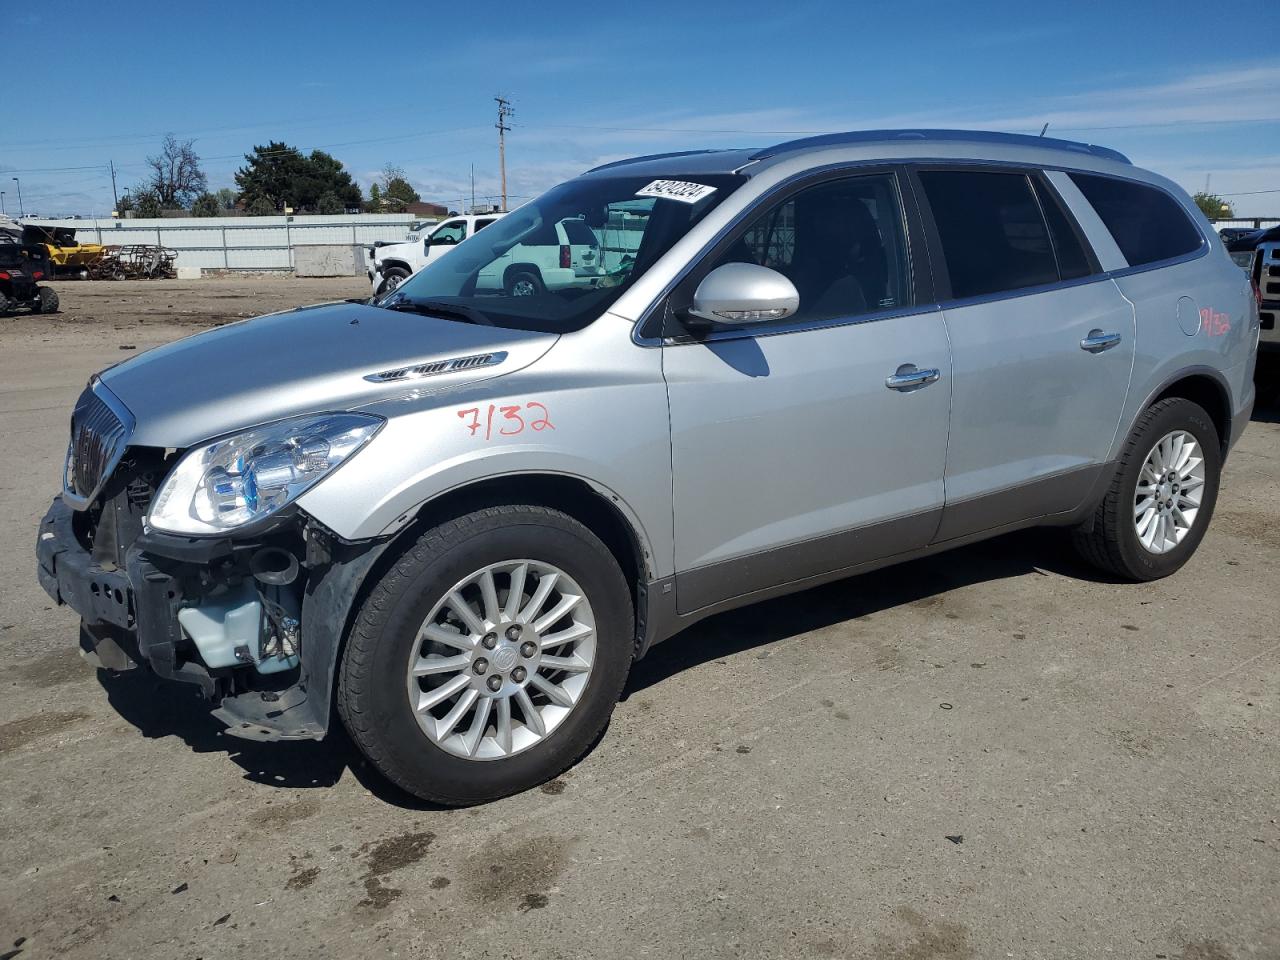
<box><xmin>298</xmin><ymin>320</ymin><xmax>675</xmax><ymax>577</ymax></box>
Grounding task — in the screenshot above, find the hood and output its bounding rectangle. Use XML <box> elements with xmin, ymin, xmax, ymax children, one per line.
<box><xmin>374</xmin><ymin>239</ymin><xmax>417</xmax><ymax>257</ymax></box>
<box><xmin>99</xmin><ymin>301</ymin><xmax>557</xmax><ymax>447</ymax></box>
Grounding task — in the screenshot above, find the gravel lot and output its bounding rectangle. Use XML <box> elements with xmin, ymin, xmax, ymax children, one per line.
<box><xmin>2</xmin><ymin>277</ymin><xmax>1277</xmax><ymax>960</ymax></box>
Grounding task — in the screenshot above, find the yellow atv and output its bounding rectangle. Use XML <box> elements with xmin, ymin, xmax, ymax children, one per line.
<box><xmin>24</xmin><ymin>225</ymin><xmax>107</xmax><ymax>278</ymax></box>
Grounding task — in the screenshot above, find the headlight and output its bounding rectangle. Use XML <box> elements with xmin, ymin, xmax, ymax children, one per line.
<box><xmin>148</xmin><ymin>413</ymin><xmax>383</xmax><ymax>535</ymax></box>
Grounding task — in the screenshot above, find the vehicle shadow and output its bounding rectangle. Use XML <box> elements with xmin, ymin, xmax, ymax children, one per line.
<box><xmin>91</xmin><ymin>526</ymin><xmax>1111</xmax><ymax>806</ymax></box>
<box><xmin>624</xmin><ymin>526</ymin><xmax>1103</xmax><ymax>698</ymax></box>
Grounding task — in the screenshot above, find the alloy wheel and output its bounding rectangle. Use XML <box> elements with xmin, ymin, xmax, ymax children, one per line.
<box><xmin>1133</xmin><ymin>430</ymin><xmax>1206</xmax><ymax>554</ymax></box>
<box><xmin>405</xmin><ymin>560</ymin><xmax>596</xmax><ymax>760</ymax></box>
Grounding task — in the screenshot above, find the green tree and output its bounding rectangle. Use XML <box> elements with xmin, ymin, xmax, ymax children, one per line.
<box><xmin>234</xmin><ymin>142</ymin><xmax>362</xmax><ymax>213</ymax></box>
<box><xmin>133</xmin><ymin>187</ymin><xmax>163</xmax><ymax>218</ymax></box>
<box><xmin>316</xmin><ymin>192</ymin><xmax>344</xmax><ymax>214</ymax></box>
<box><xmin>379</xmin><ymin>164</ymin><xmax>421</xmax><ymax>213</ymax></box>
<box><xmin>247</xmin><ymin>196</ymin><xmax>276</xmax><ymax>216</ymax></box>
<box><xmin>215</xmin><ymin>187</ymin><xmax>239</xmax><ymax>211</ymax></box>
<box><xmin>190</xmin><ymin>193</ymin><xmax>221</xmax><ymax>217</ymax></box>
<box><xmin>1193</xmin><ymin>192</ymin><xmax>1233</xmax><ymax>220</ymax></box>
<box><xmin>364</xmin><ymin>182</ymin><xmax>383</xmax><ymax>212</ymax></box>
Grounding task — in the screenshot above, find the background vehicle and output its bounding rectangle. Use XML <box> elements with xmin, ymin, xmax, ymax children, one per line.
<box><xmin>21</xmin><ymin>224</ymin><xmax>108</xmax><ymax>279</ymax></box>
<box><xmin>38</xmin><ymin>130</ymin><xmax>1255</xmax><ymax>806</ymax></box>
<box><xmin>0</xmin><ymin>223</ymin><xmax>60</xmax><ymax>314</ymax></box>
<box><xmin>477</xmin><ymin>215</ymin><xmax>604</xmax><ymax>295</ymax></box>
<box><xmin>368</xmin><ymin>212</ymin><xmax>506</xmax><ymax>295</ymax></box>
<box><xmin>1247</xmin><ymin>240</ymin><xmax>1280</xmax><ymax>354</ymax></box>
<box><xmin>1225</xmin><ymin>224</ymin><xmax>1276</xmax><ymax>268</ymax></box>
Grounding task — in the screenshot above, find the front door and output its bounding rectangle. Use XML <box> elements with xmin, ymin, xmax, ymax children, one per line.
<box><xmin>662</xmin><ymin>171</ymin><xmax>953</xmax><ymax>615</ymax></box>
<box><xmin>911</xmin><ymin>167</ymin><xmax>1136</xmax><ymax>541</ymax></box>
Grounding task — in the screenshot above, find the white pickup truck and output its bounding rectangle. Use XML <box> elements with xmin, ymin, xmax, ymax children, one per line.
<box><xmin>368</xmin><ymin>214</ymin><xmax>504</xmax><ymax>295</ymax></box>
<box><xmin>367</xmin><ymin>213</ymin><xmax>606</xmax><ymax>297</ymax></box>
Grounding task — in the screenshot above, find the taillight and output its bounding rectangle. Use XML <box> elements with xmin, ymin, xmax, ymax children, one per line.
<box><xmin>1251</xmin><ymin>253</ymin><xmax>1263</xmax><ymax>304</ymax></box>
<box><xmin>0</xmin><ymin>271</ymin><xmax>9</xmax><ymax>280</ymax></box>
<box><xmin>32</xmin><ymin>271</ymin><xmax>44</xmax><ymax>281</ymax></box>
<box><xmin>559</xmin><ymin>244</ymin><xmax>571</xmax><ymax>269</ymax></box>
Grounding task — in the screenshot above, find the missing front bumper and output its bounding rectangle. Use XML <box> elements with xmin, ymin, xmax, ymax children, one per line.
<box><xmin>36</xmin><ymin>496</ymin><xmax>329</xmax><ymax>741</ymax></box>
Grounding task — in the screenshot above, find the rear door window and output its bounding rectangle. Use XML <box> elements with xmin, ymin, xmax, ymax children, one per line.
<box><xmin>918</xmin><ymin>170</ymin><xmax>1059</xmax><ymax>299</ymax></box>
<box><xmin>1068</xmin><ymin>173</ymin><xmax>1203</xmax><ymax>266</ymax></box>
<box><xmin>1033</xmin><ymin>179</ymin><xmax>1093</xmax><ymax>280</ymax></box>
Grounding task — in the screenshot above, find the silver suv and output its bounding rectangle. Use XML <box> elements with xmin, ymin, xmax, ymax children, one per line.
<box><xmin>37</xmin><ymin>130</ymin><xmax>1258</xmax><ymax>804</ymax></box>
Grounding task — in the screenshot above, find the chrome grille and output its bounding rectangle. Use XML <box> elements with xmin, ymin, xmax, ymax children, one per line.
<box><xmin>63</xmin><ymin>381</ymin><xmax>132</xmax><ymax>509</ymax></box>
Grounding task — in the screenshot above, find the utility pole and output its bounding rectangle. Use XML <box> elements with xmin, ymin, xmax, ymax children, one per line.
<box><xmin>495</xmin><ymin>96</ymin><xmax>513</xmax><ymax>212</ymax></box>
<box><xmin>12</xmin><ymin>178</ymin><xmax>24</xmax><ymax>218</ymax></box>
<box><xmin>109</xmin><ymin>160</ymin><xmax>119</xmax><ymax>212</ymax></box>
<box><xmin>470</xmin><ymin>164</ymin><xmax>475</xmax><ymax>214</ymax></box>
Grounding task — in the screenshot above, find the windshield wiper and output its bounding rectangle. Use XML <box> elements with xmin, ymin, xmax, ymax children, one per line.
<box><xmin>381</xmin><ymin>297</ymin><xmax>493</xmax><ymax>326</ymax></box>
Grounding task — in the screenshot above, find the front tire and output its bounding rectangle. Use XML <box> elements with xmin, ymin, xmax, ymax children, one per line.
<box><xmin>337</xmin><ymin>505</ymin><xmax>634</xmax><ymax>805</ymax></box>
<box><xmin>381</xmin><ymin>267</ymin><xmax>410</xmax><ymax>295</ymax></box>
<box><xmin>1072</xmin><ymin>398</ymin><xmax>1221</xmax><ymax>581</ymax></box>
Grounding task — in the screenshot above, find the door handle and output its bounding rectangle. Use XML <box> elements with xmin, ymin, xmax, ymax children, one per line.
<box><xmin>885</xmin><ymin>365</ymin><xmax>941</xmax><ymax>391</ymax></box>
<box><xmin>1080</xmin><ymin>329</ymin><xmax>1122</xmax><ymax>353</ymax></box>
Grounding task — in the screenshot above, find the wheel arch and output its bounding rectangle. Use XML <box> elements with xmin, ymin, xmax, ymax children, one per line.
<box><xmin>503</xmin><ymin>263</ymin><xmax>544</xmax><ymax>285</ymax></box>
<box><xmin>297</xmin><ymin>470</ymin><xmax>654</xmax><ymax>739</ymax></box>
<box><xmin>380</xmin><ymin>259</ymin><xmax>412</xmax><ymax>275</ymax></box>
<box><xmin>1141</xmin><ymin>366</ymin><xmax>1233</xmax><ymax>456</ymax></box>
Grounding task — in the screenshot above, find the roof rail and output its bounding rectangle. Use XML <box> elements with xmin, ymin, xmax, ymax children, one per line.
<box><xmin>749</xmin><ymin>129</ymin><xmax>1131</xmax><ymax>165</ymax></box>
<box><xmin>586</xmin><ymin>149</ymin><xmax>730</xmax><ymax>173</ymax></box>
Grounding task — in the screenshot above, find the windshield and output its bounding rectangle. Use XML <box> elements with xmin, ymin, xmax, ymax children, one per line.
<box><xmin>388</xmin><ymin>173</ymin><xmax>745</xmax><ymax>333</ymax></box>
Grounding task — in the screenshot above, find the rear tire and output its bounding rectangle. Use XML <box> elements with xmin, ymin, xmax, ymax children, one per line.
<box><xmin>505</xmin><ymin>269</ymin><xmax>544</xmax><ymax>297</ymax></box>
<box><xmin>1072</xmin><ymin>398</ymin><xmax>1221</xmax><ymax>581</ymax></box>
<box><xmin>337</xmin><ymin>505</ymin><xmax>634</xmax><ymax>805</ymax></box>
<box><xmin>36</xmin><ymin>287</ymin><xmax>60</xmax><ymax>314</ymax></box>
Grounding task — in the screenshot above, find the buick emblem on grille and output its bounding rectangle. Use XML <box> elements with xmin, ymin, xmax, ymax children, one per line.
<box><xmin>62</xmin><ymin>379</ymin><xmax>135</xmax><ymax>511</ymax></box>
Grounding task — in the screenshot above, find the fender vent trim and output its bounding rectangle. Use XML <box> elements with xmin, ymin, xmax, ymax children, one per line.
<box><xmin>365</xmin><ymin>351</ymin><xmax>508</xmax><ymax>383</ymax></box>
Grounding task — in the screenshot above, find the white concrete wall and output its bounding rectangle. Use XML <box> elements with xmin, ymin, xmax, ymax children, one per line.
<box><xmin>293</xmin><ymin>244</ymin><xmax>367</xmax><ymax>277</ymax></box>
<box><xmin>29</xmin><ymin>214</ymin><xmax>418</xmax><ymax>271</ymax></box>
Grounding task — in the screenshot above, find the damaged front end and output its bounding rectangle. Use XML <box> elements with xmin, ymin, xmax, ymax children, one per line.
<box><xmin>36</xmin><ymin>381</ymin><xmax>391</xmax><ymax>741</ymax></box>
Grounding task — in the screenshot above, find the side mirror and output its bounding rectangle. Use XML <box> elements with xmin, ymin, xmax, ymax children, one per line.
<box><xmin>685</xmin><ymin>262</ymin><xmax>799</xmax><ymax>327</ymax></box>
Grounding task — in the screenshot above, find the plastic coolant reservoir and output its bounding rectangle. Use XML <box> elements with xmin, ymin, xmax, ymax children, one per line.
<box><xmin>177</xmin><ymin>583</ymin><xmax>263</xmax><ymax>670</ymax></box>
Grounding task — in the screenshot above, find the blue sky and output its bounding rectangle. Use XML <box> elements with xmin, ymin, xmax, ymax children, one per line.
<box><xmin>4</xmin><ymin>0</ymin><xmax>1277</xmax><ymax>218</ymax></box>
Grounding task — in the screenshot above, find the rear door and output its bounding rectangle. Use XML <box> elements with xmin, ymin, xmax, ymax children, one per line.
<box><xmin>910</xmin><ymin>166</ymin><xmax>1135</xmax><ymax>541</ymax></box>
<box><xmin>661</xmin><ymin>169</ymin><xmax>953</xmax><ymax>614</ymax></box>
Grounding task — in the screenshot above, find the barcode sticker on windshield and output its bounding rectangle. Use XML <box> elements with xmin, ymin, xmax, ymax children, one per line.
<box><xmin>636</xmin><ymin>180</ymin><xmax>717</xmax><ymax>204</ymax></box>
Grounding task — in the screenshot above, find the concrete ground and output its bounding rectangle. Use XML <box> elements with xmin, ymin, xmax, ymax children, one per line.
<box><xmin>1</xmin><ymin>277</ymin><xmax>1277</xmax><ymax>960</ymax></box>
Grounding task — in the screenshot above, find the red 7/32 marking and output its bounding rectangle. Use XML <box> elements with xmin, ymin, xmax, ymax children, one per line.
<box><xmin>457</xmin><ymin>402</ymin><xmax>554</xmax><ymax>440</ymax></box>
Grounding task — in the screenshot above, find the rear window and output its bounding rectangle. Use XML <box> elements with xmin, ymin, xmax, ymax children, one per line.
<box><xmin>919</xmin><ymin>170</ymin><xmax>1059</xmax><ymax>299</ymax></box>
<box><xmin>559</xmin><ymin>218</ymin><xmax>599</xmax><ymax>245</ymax></box>
<box><xmin>1069</xmin><ymin>173</ymin><xmax>1203</xmax><ymax>267</ymax></box>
